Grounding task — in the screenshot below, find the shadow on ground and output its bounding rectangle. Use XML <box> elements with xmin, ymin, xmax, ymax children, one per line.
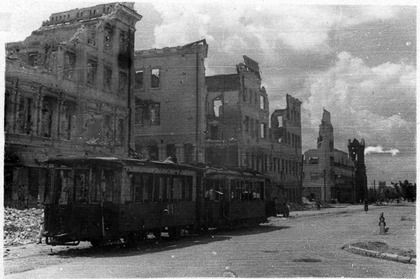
<box><xmin>50</xmin><ymin>224</ymin><xmax>290</xmax><ymax>259</ymax></box>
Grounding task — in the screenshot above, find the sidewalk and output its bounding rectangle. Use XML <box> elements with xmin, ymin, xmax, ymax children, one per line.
<box><xmin>287</xmin><ymin>201</ymin><xmax>415</xmax><ymax>218</ymax></box>
<box><xmin>288</xmin><ymin>203</ymin><xmax>363</xmax><ymax>218</ymax></box>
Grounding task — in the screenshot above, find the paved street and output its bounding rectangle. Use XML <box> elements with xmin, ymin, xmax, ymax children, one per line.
<box><xmin>5</xmin><ymin>203</ymin><xmax>415</xmax><ymax>278</ymax></box>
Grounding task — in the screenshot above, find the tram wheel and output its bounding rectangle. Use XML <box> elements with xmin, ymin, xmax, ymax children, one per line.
<box><xmin>168</xmin><ymin>227</ymin><xmax>181</xmax><ymax>240</ymax></box>
<box><xmin>153</xmin><ymin>229</ymin><xmax>162</xmax><ymax>240</ymax></box>
<box><xmin>90</xmin><ymin>239</ymin><xmax>103</xmax><ymax>248</ymax></box>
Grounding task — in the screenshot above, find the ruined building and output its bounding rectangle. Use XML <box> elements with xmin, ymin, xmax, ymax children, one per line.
<box><xmin>206</xmin><ymin>56</ymin><xmax>302</xmax><ymax>203</ymax></box>
<box><xmin>4</xmin><ymin>3</ymin><xmax>142</xmax><ymax>207</ymax></box>
<box><xmin>348</xmin><ymin>138</ymin><xmax>368</xmax><ymax>203</ymax></box>
<box><xmin>133</xmin><ymin>40</ymin><xmax>208</xmax><ymax>163</ymax></box>
<box><xmin>269</xmin><ymin>95</ymin><xmax>303</xmax><ymax>203</ymax></box>
<box><xmin>302</xmin><ymin>110</ymin><xmax>355</xmax><ymax>202</ymax></box>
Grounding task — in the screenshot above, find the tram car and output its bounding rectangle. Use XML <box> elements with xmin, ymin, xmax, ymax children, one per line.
<box><xmin>43</xmin><ymin>157</ymin><xmax>273</xmax><ymax>246</ymax></box>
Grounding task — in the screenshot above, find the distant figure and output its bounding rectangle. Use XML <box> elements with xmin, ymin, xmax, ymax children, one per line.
<box><xmin>364</xmin><ymin>200</ymin><xmax>369</xmax><ymax>213</ymax></box>
<box><xmin>316</xmin><ymin>200</ymin><xmax>321</xmax><ymax>210</ymax></box>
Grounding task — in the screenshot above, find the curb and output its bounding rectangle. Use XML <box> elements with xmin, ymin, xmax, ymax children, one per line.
<box><xmin>345</xmin><ymin>245</ymin><xmax>416</xmax><ymax>264</ymax></box>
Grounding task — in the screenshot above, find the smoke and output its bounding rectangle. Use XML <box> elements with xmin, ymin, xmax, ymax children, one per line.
<box><xmin>364</xmin><ymin>146</ymin><xmax>400</xmax><ymax>156</ymax></box>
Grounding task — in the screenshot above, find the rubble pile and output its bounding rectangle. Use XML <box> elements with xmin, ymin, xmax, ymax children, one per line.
<box><xmin>4</xmin><ymin>207</ymin><xmax>43</xmax><ymax>246</ymax></box>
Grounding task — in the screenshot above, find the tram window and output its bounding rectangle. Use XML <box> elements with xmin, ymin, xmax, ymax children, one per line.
<box><xmin>103</xmin><ymin>170</ymin><xmax>114</xmax><ymax>202</ymax></box>
<box><xmin>91</xmin><ymin>170</ymin><xmax>101</xmax><ymax>202</ymax></box>
<box><xmin>173</xmin><ymin>177</ymin><xmax>182</xmax><ymax>200</ymax></box>
<box><xmin>74</xmin><ymin>169</ymin><xmax>89</xmax><ymax>202</ymax></box>
<box><xmin>153</xmin><ymin>175</ymin><xmax>159</xmax><ymax>202</ymax></box>
<box><xmin>55</xmin><ymin>169</ymin><xmax>72</xmax><ymax>205</ymax></box>
<box><xmin>167</xmin><ymin>176</ymin><xmax>173</xmax><ymax>200</ymax></box>
<box><xmin>142</xmin><ymin>174</ymin><xmax>153</xmax><ymax>202</ymax></box>
<box><xmin>181</xmin><ymin>178</ymin><xmax>186</xmax><ymax>200</ymax></box>
<box><xmin>158</xmin><ymin>176</ymin><xmax>166</xmax><ymax>201</ymax></box>
<box><xmin>133</xmin><ymin>174</ymin><xmax>143</xmax><ymax>202</ymax></box>
<box><xmin>185</xmin><ymin>176</ymin><xmax>193</xmax><ymax>201</ymax></box>
<box><xmin>259</xmin><ymin>182</ymin><xmax>264</xmax><ymax>200</ymax></box>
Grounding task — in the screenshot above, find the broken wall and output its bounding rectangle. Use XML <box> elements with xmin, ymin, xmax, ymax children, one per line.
<box><xmin>133</xmin><ymin>40</ymin><xmax>208</xmax><ymax>163</ymax></box>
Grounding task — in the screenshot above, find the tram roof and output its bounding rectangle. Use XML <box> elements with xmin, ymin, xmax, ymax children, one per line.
<box><xmin>46</xmin><ymin>157</ymin><xmax>267</xmax><ymax>178</ymax></box>
<box><xmin>46</xmin><ymin>156</ymin><xmax>201</xmax><ymax>170</ymax></box>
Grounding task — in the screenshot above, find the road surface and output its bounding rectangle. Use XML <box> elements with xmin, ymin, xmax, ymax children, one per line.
<box><xmin>5</xmin><ymin>203</ymin><xmax>415</xmax><ymax>278</ymax></box>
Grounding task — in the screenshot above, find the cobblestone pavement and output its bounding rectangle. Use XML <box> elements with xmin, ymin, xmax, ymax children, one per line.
<box><xmin>4</xmin><ymin>203</ymin><xmax>415</xmax><ymax>278</ymax></box>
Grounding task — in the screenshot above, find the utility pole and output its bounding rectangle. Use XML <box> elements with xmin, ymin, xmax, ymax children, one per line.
<box><xmin>323</xmin><ymin>169</ymin><xmax>327</xmax><ymax>202</ymax></box>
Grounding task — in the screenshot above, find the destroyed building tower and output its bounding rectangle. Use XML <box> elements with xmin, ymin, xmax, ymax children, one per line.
<box><xmin>302</xmin><ymin>110</ymin><xmax>355</xmax><ymax>202</ymax></box>
<box><xmin>4</xmin><ymin>3</ymin><xmax>142</xmax><ymax>208</ymax></box>
<box><xmin>348</xmin><ymin>138</ymin><xmax>368</xmax><ymax>203</ymax></box>
<box><xmin>317</xmin><ymin>109</ymin><xmax>334</xmax><ymax>201</ymax></box>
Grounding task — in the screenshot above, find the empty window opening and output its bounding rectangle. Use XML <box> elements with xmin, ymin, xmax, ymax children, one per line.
<box><xmin>86</xmin><ymin>59</ymin><xmax>97</xmax><ymax>86</ymax></box>
<box><xmin>260</xmin><ymin>123</ymin><xmax>266</xmax><ymax>139</ymax></box>
<box><xmin>213</xmin><ymin>98</ymin><xmax>223</xmax><ymax>117</ymax></box>
<box><xmin>87</xmin><ymin>28</ymin><xmax>96</xmax><ymax>46</ymax></box>
<box><xmin>184</xmin><ymin>143</ymin><xmax>194</xmax><ymax>163</ymax></box>
<box><xmin>119</xmin><ymin>30</ymin><xmax>128</xmax><ymax>52</ymax></box>
<box><xmin>41</xmin><ymin>97</ymin><xmax>56</xmax><ymax>138</ymax></box>
<box><xmin>135</xmin><ymin>70</ymin><xmax>144</xmax><ymax>89</ymax></box>
<box><xmin>118</xmin><ymin>71</ymin><xmax>128</xmax><ymax>95</ymax></box>
<box><xmin>59</xmin><ymin>101</ymin><xmax>75</xmax><ymax>140</ymax></box>
<box><xmin>64</xmin><ymin>51</ymin><xmax>76</xmax><ymax>80</ymax></box>
<box><xmin>151</xmin><ymin>68</ymin><xmax>160</xmax><ymax>88</ymax></box>
<box><xmin>17</xmin><ymin>97</ymin><xmax>33</xmax><ymax>135</ymax></box>
<box><xmin>209</xmin><ymin>125</ymin><xmax>219</xmax><ymax>140</ymax></box>
<box><xmin>166</xmin><ymin>144</ymin><xmax>176</xmax><ymax>158</ymax></box>
<box><xmin>104</xmin><ymin>24</ymin><xmax>113</xmax><ymax>50</ymax></box>
<box><xmin>114</xmin><ymin>118</ymin><xmax>124</xmax><ymax>145</ymax></box>
<box><xmin>244</xmin><ymin>116</ymin><xmax>249</xmax><ymax>133</ymax></box>
<box><xmin>260</xmin><ymin>95</ymin><xmax>265</xmax><ymax>110</ymax></box>
<box><xmin>277</xmin><ymin>115</ymin><xmax>283</xmax><ymax>127</ymax></box>
<box><xmin>28</xmin><ymin>52</ymin><xmax>39</xmax><ymax>67</ymax></box>
<box><xmin>103</xmin><ymin>66</ymin><xmax>112</xmax><ymax>91</ymax></box>
<box><xmin>135</xmin><ymin>99</ymin><xmax>160</xmax><ymax>126</ymax></box>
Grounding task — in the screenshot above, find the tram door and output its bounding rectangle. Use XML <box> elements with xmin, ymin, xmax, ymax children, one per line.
<box><xmin>204</xmin><ymin>178</ymin><xmax>229</xmax><ymax>225</ymax></box>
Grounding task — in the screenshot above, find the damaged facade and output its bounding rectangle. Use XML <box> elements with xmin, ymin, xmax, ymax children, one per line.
<box><xmin>133</xmin><ymin>40</ymin><xmax>208</xmax><ymax>163</ymax></box>
<box><xmin>4</xmin><ymin>3</ymin><xmax>141</xmax><ymax>208</ymax></box>
<box><xmin>302</xmin><ymin>110</ymin><xmax>355</xmax><ymax>202</ymax></box>
<box><xmin>5</xmin><ymin>3</ymin><xmax>304</xmax><ymax>207</ymax></box>
<box><xmin>206</xmin><ymin>57</ymin><xmax>302</xmax><ymax>203</ymax></box>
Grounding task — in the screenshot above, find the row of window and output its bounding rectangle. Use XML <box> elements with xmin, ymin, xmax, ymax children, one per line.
<box><xmin>280</xmin><ymin>131</ymin><xmax>301</xmax><ymax>148</ymax></box>
<box><xmin>63</xmin><ymin>51</ymin><xmax>128</xmax><ymax>95</ymax></box>
<box><xmin>54</xmin><ymin>169</ymin><xmax>120</xmax><ymax>205</ymax></box>
<box><xmin>134</xmin><ymin>68</ymin><xmax>160</xmax><ymax>90</ymax></box>
<box><xmin>243</xmin><ymin>116</ymin><xmax>268</xmax><ymax>139</ymax></box>
<box><xmin>204</xmin><ymin>179</ymin><xmax>264</xmax><ymax>201</ymax></box>
<box><xmin>5</xmin><ymin>91</ymin><xmax>125</xmax><ymax>144</ymax></box>
<box><xmin>130</xmin><ymin>173</ymin><xmax>193</xmax><ymax>202</ymax></box>
<box><xmin>244</xmin><ymin>153</ymin><xmax>300</xmax><ymax>177</ymax></box>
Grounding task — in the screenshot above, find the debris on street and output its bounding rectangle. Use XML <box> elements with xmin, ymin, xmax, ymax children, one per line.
<box><xmin>4</xmin><ymin>207</ymin><xmax>43</xmax><ymax>246</ymax></box>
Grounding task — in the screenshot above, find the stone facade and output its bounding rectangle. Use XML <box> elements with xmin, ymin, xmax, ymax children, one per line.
<box><xmin>302</xmin><ymin>110</ymin><xmax>355</xmax><ymax>202</ymax></box>
<box><xmin>133</xmin><ymin>40</ymin><xmax>208</xmax><ymax>163</ymax></box>
<box><xmin>4</xmin><ymin>3</ymin><xmax>142</xmax><ymax>208</ymax></box>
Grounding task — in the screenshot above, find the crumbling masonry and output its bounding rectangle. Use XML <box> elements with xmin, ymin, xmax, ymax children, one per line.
<box><xmin>4</xmin><ymin>3</ymin><xmax>141</xmax><ymax>208</ymax></box>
